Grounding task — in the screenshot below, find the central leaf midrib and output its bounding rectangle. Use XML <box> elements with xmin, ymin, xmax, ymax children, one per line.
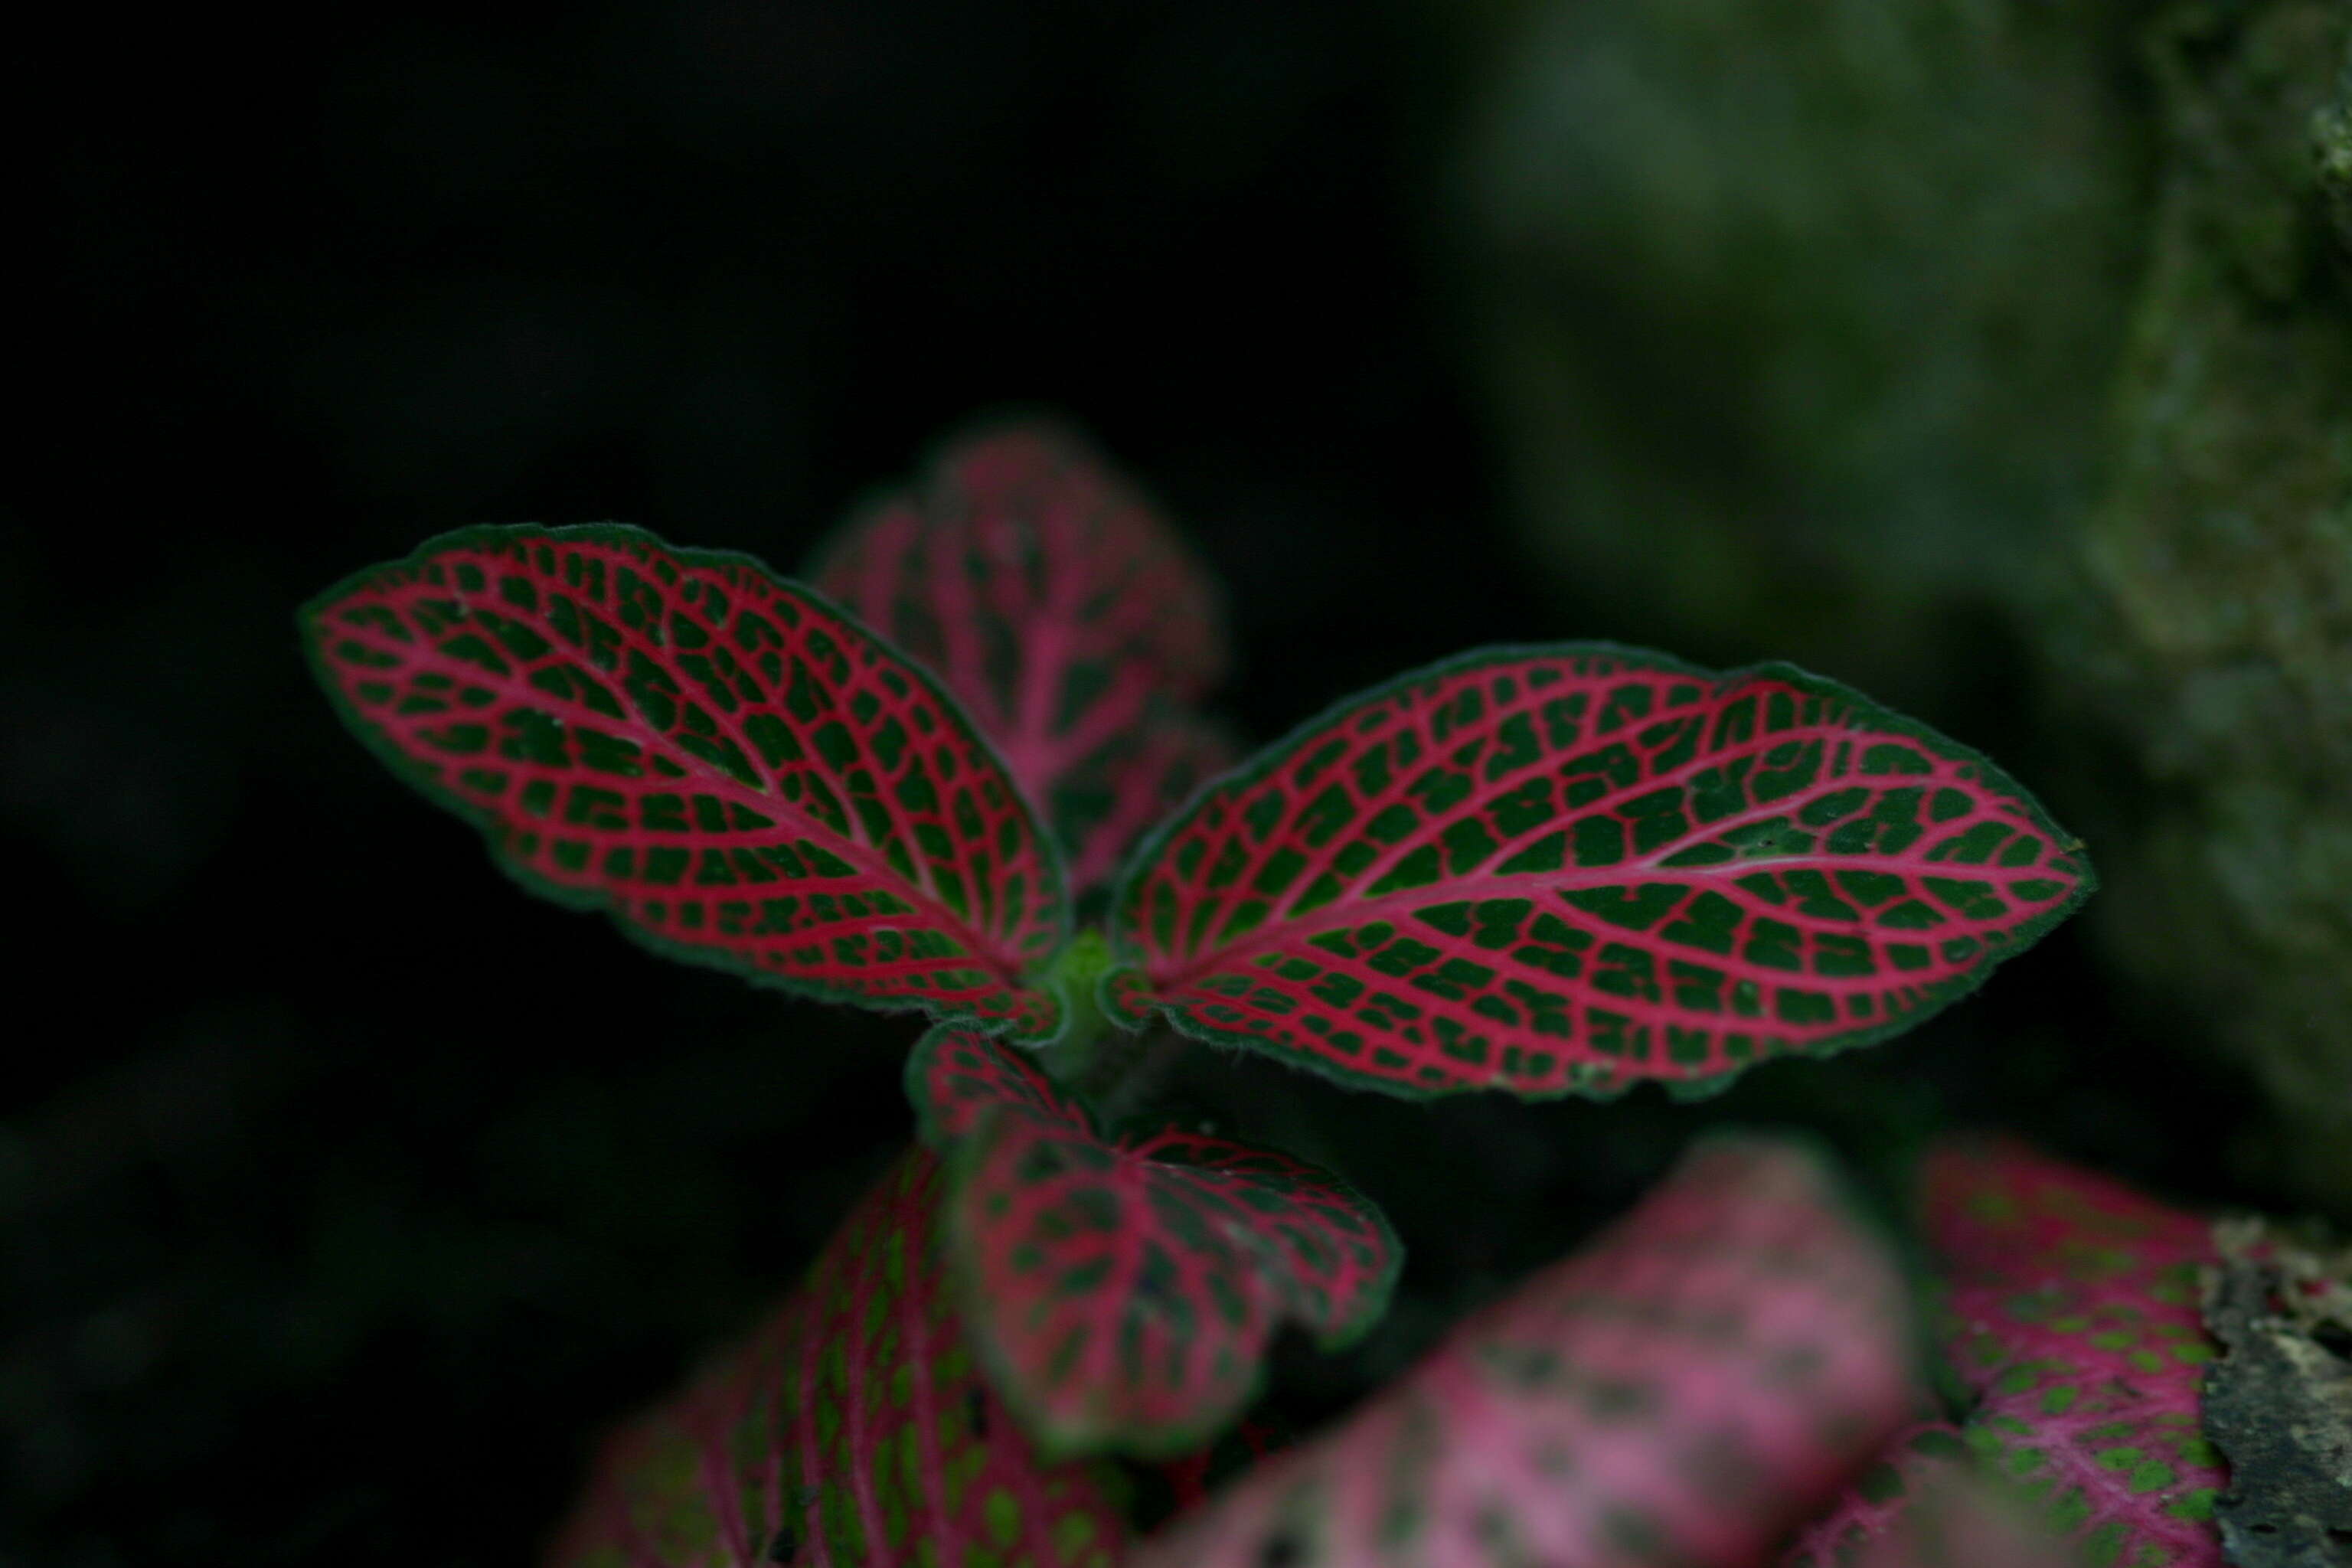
<box><xmin>397</xmin><ymin>602</ymin><xmax>1037</xmax><ymax>985</ymax></box>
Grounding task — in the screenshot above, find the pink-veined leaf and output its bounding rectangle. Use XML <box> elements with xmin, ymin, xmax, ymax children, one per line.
<box><xmin>1786</xmin><ymin>1430</ymin><xmax>2090</xmax><ymax>1568</ymax></box>
<box><xmin>1787</xmin><ymin>1141</ymin><xmax>2226</xmax><ymax>1568</ymax></box>
<box><xmin>1132</xmin><ymin>1136</ymin><xmax>1921</xmax><ymax>1568</ymax></box>
<box><xmin>1058</xmin><ymin>707</ymin><xmax>1236</xmax><ymax>901</ymax></box>
<box><xmin>1921</xmin><ymin>1138</ymin><xmax>2224</xmax><ymax>1566</ymax></box>
<box><xmin>1106</xmin><ymin>645</ymin><xmax>2094</xmax><ymax>1099</ymax></box>
<box><xmin>905</xmin><ymin>1027</ymin><xmax>1400</xmax><ymax>1458</ymax></box>
<box><xmin>1851</xmin><ymin>1468</ymin><xmax>2091</xmax><ymax>1568</ymax></box>
<box><xmin>546</xmin><ymin>1150</ymin><xmax>1125</xmax><ymax>1568</ymax></box>
<box><xmin>811</xmin><ymin>422</ymin><xmax>1231</xmax><ymax>894</ymax></box>
<box><xmin>303</xmin><ymin>524</ymin><xmax>1070</xmax><ymax>1040</ymax></box>
<box><xmin>1783</xmin><ymin>1423</ymin><xmax>1971</xmax><ymax>1567</ymax></box>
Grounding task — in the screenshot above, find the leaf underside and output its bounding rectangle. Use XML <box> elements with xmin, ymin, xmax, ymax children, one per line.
<box><xmin>906</xmin><ymin>1027</ymin><xmax>1399</xmax><ymax>1458</ymax></box>
<box><xmin>812</xmin><ymin>422</ymin><xmax>1231</xmax><ymax>897</ymax></box>
<box><xmin>304</xmin><ymin>524</ymin><xmax>1067</xmax><ymax>1040</ymax></box>
<box><xmin>1920</xmin><ymin>1139</ymin><xmax>2224</xmax><ymax>1567</ymax></box>
<box><xmin>547</xmin><ymin>1150</ymin><xmax>1123</xmax><ymax>1568</ymax></box>
<box><xmin>1132</xmin><ymin>1137</ymin><xmax>1920</xmax><ymax>1568</ymax></box>
<box><xmin>1108</xmin><ymin>645</ymin><xmax>2094</xmax><ymax>1099</ymax></box>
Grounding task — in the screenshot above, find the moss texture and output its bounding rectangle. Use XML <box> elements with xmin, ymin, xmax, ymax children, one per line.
<box><xmin>1453</xmin><ymin>0</ymin><xmax>2146</xmax><ymax>714</ymax></box>
<box><xmin>2071</xmin><ymin>0</ymin><xmax>2352</xmax><ymax>1207</ymax></box>
<box><xmin>1455</xmin><ymin>0</ymin><xmax>2352</xmax><ymax>1207</ymax></box>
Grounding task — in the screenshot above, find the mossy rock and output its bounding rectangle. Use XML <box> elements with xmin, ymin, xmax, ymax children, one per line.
<box><xmin>1449</xmin><ymin>0</ymin><xmax>2352</xmax><ymax>1209</ymax></box>
<box><xmin>2064</xmin><ymin>0</ymin><xmax>2352</xmax><ymax>1208</ymax></box>
<box><xmin>1450</xmin><ymin>0</ymin><xmax>2145</xmax><ymax>714</ymax></box>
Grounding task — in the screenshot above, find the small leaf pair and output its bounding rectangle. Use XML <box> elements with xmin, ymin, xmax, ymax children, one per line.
<box><xmin>305</xmin><ymin>419</ymin><xmax>2093</xmax><ymax>1099</ymax></box>
<box><xmin>304</xmin><ymin>425</ymin><xmax>1232</xmax><ymax>1052</ymax></box>
<box><xmin>1785</xmin><ymin>1139</ymin><xmax>2226</xmax><ymax>1568</ymax></box>
<box><xmin>906</xmin><ymin>1026</ymin><xmax>1400</xmax><ymax>1458</ymax></box>
<box><xmin>554</xmin><ymin>1136</ymin><xmax>1921</xmax><ymax>1568</ymax></box>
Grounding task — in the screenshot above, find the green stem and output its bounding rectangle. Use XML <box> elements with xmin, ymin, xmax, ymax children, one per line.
<box><xmin>1031</xmin><ymin>927</ymin><xmax>1119</xmax><ymax>1091</ymax></box>
<box><xmin>1030</xmin><ymin>927</ymin><xmax>1176</xmax><ymax>1119</ymax></box>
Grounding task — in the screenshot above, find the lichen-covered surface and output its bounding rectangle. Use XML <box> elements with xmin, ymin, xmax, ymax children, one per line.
<box><xmin>2062</xmin><ymin>0</ymin><xmax>2352</xmax><ymax>1210</ymax></box>
<box><xmin>2200</xmin><ymin>1217</ymin><xmax>2352</xmax><ymax>1563</ymax></box>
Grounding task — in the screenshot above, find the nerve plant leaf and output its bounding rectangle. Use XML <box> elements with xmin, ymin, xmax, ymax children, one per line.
<box><xmin>1922</xmin><ymin>1139</ymin><xmax>2224</xmax><ymax>1567</ymax></box>
<box><xmin>303</xmin><ymin>524</ymin><xmax>1069</xmax><ymax>1040</ymax></box>
<box><xmin>812</xmin><ymin>422</ymin><xmax>1233</xmax><ymax>894</ymax></box>
<box><xmin>1131</xmin><ymin>1137</ymin><xmax>1920</xmax><ymax>1568</ymax></box>
<box><xmin>1106</xmin><ymin>646</ymin><xmax>2092</xmax><ymax>1099</ymax></box>
<box><xmin>906</xmin><ymin>1027</ymin><xmax>1400</xmax><ymax>1457</ymax></box>
<box><xmin>1787</xmin><ymin>1431</ymin><xmax>2091</xmax><ymax>1568</ymax></box>
<box><xmin>1782</xmin><ymin>1423</ymin><xmax>1975</xmax><ymax>1567</ymax></box>
<box><xmin>547</xmin><ymin>1150</ymin><xmax>1125</xmax><ymax>1568</ymax></box>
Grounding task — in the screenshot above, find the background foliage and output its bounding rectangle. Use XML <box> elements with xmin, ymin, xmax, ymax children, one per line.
<box><xmin>9</xmin><ymin>0</ymin><xmax>2337</xmax><ymax>1563</ymax></box>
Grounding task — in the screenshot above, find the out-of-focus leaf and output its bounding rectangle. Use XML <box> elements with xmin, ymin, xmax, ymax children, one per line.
<box><xmin>1924</xmin><ymin>1139</ymin><xmax>2225</xmax><ymax>1567</ymax></box>
<box><xmin>812</xmin><ymin>423</ymin><xmax>1230</xmax><ymax>895</ymax></box>
<box><xmin>1791</xmin><ymin>1432</ymin><xmax>2091</xmax><ymax>1567</ymax></box>
<box><xmin>1132</xmin><ymin>1136</ymin><xmax>1919</xmax><ymax>1567</ymax></box>
<box><xmin>546</xmin><ymin>1150</ymin><xmax>1122</xmax><ymax>1568</ymax></box>
<box><xmin>1783</xmin><ymin>1423</ymin><xmax>1973</xmax><ymax>1566</ymax></box>
<box><xmin>1783</xmin><ymin>1424</ymin><xmax>2099</xmax><ymax>1567</ymax></box>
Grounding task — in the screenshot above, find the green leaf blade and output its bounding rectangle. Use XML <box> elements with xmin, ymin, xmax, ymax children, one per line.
<box><xmin>303</xmin><ymin>524</ymin><xmax>1067</xmax><ymax>1039</ymax></box>
<box><xmin>1109</xmin><ymin>645</ymin><xmax>2093</xmax><ymax>1099</ymax></box>
<box><xmin>812</xmin><ymin>422</ymin><xmax>1231</xmax><ymax>896</ymax></box>
<box><xmin>906</xmin><ymin>1028</ymin><xmax>1400</xmax><ymax>1458</ymax></box>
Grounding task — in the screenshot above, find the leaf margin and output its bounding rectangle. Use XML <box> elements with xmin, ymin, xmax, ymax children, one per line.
<box><xmin>299</xmin><ymin>519</ymin><xmax>1078</xmax><ymax>1040</ymax></box>
<box><xmin>1102</xmin><ymin>639</ymin><xmax>2099</xmax><ymax>1101</ymax></box>
<box><xmin>901</xmin><ymin>1024</ymin><xmax>1404</xmax><ymax>1462</ymax></box>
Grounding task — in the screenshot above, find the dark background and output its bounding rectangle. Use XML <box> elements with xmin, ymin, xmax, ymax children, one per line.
<box><xmin>6</xmin><ymin>3</ymin><xmax>2260</xmax><ymax>1564</ymax></box>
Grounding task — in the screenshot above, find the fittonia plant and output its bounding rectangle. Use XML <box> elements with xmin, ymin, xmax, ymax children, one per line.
<box><xmin>301</xmin><ymin>421</ymin><xmax>2105</xmax><ymax>1563</ymax></box>
<box><xmin>1789</xmin><ymin>1139</ymin><xmax>2226</xmax><ymax>1568</ymax></box>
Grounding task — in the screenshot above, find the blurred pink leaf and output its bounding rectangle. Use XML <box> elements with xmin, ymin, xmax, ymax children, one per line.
<box><xmin>546</xmin><ymin>1151</ymin><xmax>1123</xmax><ymax>1568</ymax></box>
<box><xmin>812</xmin><ymin>422</ymin><xmax>1230</xmax><ymax>896</ymax></box>
<box><xmin>1786</xmin><ymin>1140</ymin><xmax>2225</xmax><ymax>1568</ymax></box>
<box><xmin>1132</xmin><ymin>1137</ymin><xmax>1919</xmax><ymax>1567</ymax></box>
